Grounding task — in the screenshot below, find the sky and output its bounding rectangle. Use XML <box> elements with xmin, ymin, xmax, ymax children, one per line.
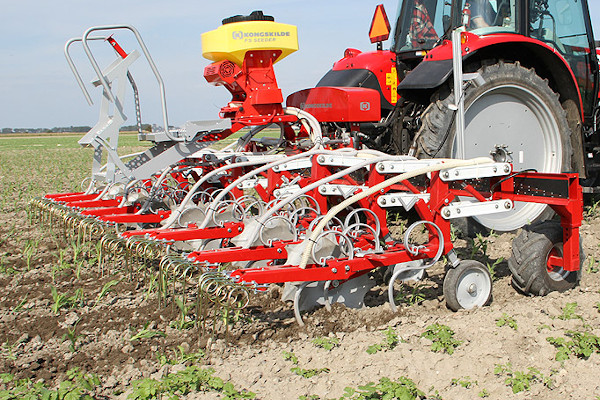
<box><xmin>1</xmin><ymin>0</ymin><xmax>599</xmax><ymax>129</ymax></box>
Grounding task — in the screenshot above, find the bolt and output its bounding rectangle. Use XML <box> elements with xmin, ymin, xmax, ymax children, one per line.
<box><xmin>345</xmin><ymin>265</ymin><xmax>350</xmax><ymax>272</ymax></box>
<box><xmin>390</xmin><ymin>165</ymin><xmax>394</xmax><ymax>170</ymax></box>
<box><xmin>391</xmin><ymin>198</ymin><xmax>396</xmax><ymax>203</ymax></box>
<box><xmin>277</xmin><ymin>248</ymin><xmax>282</xmax><ymax>253</ymax></box>
<box><xmin>504</xmin><ymin>165</ymin><xmax>510</xmax><ymax>173</ymax></box>
<box><xmin>493</xmin><ymin>166</ymin><xmax>497</xmax><ymax>173</ymax></box>
<box><xmin>454</xmin><ymin>170</ymin><xmax>460</xmax><ymax>176</ymax></box>
<box><xmin>456</xmin><ymin>208</ymin><xmax>461</xmax><ymax>214</ymax></box>
<box><xmin>442</xmin><ymin>171</ymin><xmax>450</xmax><ymax>179</ymax></box>
<box><xmin>227</xmin><ymin>228</ymin><xmax>232</xmax><ymax>233</ymax></box>
<box><xmin>467</xmin><ymin>283</ymin><xmax>477</xmax><ymax>295</ymax></box>
<box><xmin>331</xmin><ymin>268</ymin><xmax>337</xmax><ymax>274</ymax></box>
<box><xmin>505</xmin><ymin>201</ymin><xmax>511</xmax><ymax>209</ymax></box>
<box><xmin>318</xmin><ymin>156</ymin><xmax>325</xmax><ymax>163</ymax></box>
<box><xmin>380</xmin><ymin>198</ymin><xmax>387</xmax><ymax>205</ymax></box>
<box><xmin>443</xmin><ymin>209</ymin><xmax>451</xmax><ymax>217</ymax></box>
<box><xmin>377</xmin><ymin>163</ymin><xmax>384</xmax><ymax>172</ymax></box>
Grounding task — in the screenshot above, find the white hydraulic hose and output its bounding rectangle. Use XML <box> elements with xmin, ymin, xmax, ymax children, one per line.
<box><xmin>199</xmin><ymin>148</ymin><xmax>358</xmax><ymax>229</ymax></box>
<box><xmin>166</xmin><ymin>107</ymin><xmax>323</xmax><ymax>228</ymax></box>
<box><xmin>241</xmin><ymin>153</ymin><xmax>417</xmax><ymax>248</ymax></box>
<box><xmin>161</xmin><ymin>157</ymin><xmax>282</xmax><ymax>229</ymax></box>
<box><xmin>284</xmin><ymin>107</ymin><xmax>323</xmax><ymax>148</ymax></box>
<box><xmin>297</xmin><ymin>157</ymin><xmax>494</xmax><ymax>269</ymax></box>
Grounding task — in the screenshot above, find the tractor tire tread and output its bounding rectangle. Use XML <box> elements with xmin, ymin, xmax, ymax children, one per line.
<box><xmin>508</xmin><ymin>221</ymin><xmax>582</xmax><ymax>296</ymax></box>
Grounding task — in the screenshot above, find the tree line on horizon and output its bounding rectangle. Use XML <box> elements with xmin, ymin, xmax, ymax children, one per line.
<box><xmin>1</xmin><ymin>124</ymin><xmax>152</xmax><ymax>134</ymax></box>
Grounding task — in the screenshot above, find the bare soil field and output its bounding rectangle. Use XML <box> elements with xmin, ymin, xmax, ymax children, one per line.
<box><xmin>1</xmin><ymin>141</ymin><xmax>600</xmax><ymax>399</ymax></box>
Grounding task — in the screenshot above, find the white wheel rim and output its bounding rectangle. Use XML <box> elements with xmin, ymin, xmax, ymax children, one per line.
<box><xmin>453</xmin><ymin>84</ymin><xmax>562</xmax><ymax>231</ymax></box>
<box><xmin>455</xmin><ymin>267</ymin><xmax>491</xmax><ymax>309</ymax></box>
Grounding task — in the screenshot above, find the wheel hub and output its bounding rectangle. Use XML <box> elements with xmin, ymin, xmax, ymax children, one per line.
<box><xmin>467</xmin><ymin>282</ymin><xmax>477</xmax><ymax>295</ymax></box>
<box><xmin>490</xmin><ymin>144</ymin><xmax>513</xmax><ymax>163</ymax></box>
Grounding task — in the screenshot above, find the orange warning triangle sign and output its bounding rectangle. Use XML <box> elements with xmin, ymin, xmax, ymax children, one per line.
<box><xmin>369</xmin><ymin>4</ymin><xmax>391</xmax><ymax>44</ymax></box>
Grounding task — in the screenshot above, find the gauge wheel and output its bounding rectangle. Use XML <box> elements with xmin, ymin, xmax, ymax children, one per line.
<box><xmin>443</xmin><ymin>260</ymin><xmax>492</xmax><ymax>311</ymax></box>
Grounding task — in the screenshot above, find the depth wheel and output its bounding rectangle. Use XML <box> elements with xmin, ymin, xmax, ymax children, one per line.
<box><xmin>443</xmin><ymin>260</ymin><xmax>492</xmax><ymax>311</ymax></box>
<box><xmin>416</xmin><ymin>62</ymin><xmax>572</xmax><ymax>231</ymax></box>
<box><xmin>508</xmin><ymin>221</ymin><xmax>582</xmax><ymax>296</ymax></box>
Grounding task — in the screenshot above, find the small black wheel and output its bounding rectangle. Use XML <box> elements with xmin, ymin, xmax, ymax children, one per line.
<box><xmin>443</xmin><ymin>260</ymin><xmax>492</xmax><ymax>311</ymax></box>
<box><xmin>508</xmin><ymin>221</ymin><xmax>583</xmax><ymax>296</ymax></box>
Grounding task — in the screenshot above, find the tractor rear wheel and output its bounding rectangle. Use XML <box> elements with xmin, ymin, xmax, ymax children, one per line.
<box><xmin>415</xmin><ymin>62</ymin><xmax>572</xmax><ymax>232</ymax></box>
<box><xmin>508</xmin><ymin>221</ymin><xmax>582</xmax><ymax>296</ymax></box>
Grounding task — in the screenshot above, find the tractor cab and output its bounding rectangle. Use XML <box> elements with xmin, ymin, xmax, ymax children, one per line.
<box><xmin>393</xmin><ymin>0</ymin><xmax>598</xmax><ymax>119</ymax></box>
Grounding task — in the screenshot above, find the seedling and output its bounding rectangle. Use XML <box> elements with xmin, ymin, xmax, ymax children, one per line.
<box><xmin>52</xmin><ymin>249</ymin><xmax>72</xmax><ymax>282</ymax></box>
<box><xmin>22</xmin><ymin>239</ymin><xmax>38</xmax><ymax>270</ymax></box>
<box><xmin>587</xmin><ymin>256</ymin><xmax>599</xmax><ymax>274</ymax></box>
<box><xmin>0</xmin><ymin>339</ymin><xmax>23</xmax><ymax>361</ymax></box>
<box><xmin>282</xmin><ymin>351</ymin><xmax>299</xmax><ymax>365</ymax></box>
<box><xmin>486</xmin><ymin>257</ymin><xmax>503</xmax><ymax>281</ymax></box>
<box><xmin>74</xmin><ymin>260</ymin><xmax>85</xmax><ymax>280</ymax></box>
<box><xmin>546</xmin><ymin>330</ymin><xmax>600</xmax><ymax>361</ymax></box>
<box><xmin>130</xmin><ymin>323</ymin><xmax>166</xmax><ymax>342</ymax></box>
<box><xmin>0</xmin><ymin>368</ymin><xmax>100</xmax><ymax>399</ymax></box>
<box><xmin>478</xmin><ymin>388</ymin><xmax>490</xmax><ymax>398</ymax></box>
<box><xmin>93</xmin><ymin>279</ymin><xmax>120</xmax><ymax>307</ymax></box>
<box><xmin>128</xmin><ymin>366</ymin><xmax>255</xmax><ymax>400</ymax></box>
<box><xmin>170</xmin><ymin>298</ymin><xmax>196</xmax><ymax>330</ymax></box>
<box><xmin>496</xmin><ymin>313</ymin><xmax>518</xmax><ymax>330</ymax></box>
<box><xmin>0</xmin><ymin>258</ymin><xmax>17</xmax><ymax>275</ymax></box>
<box><xmin>341</xmin><ymin>377</ymin><xmax>425</xmax><ymax>399</ymax></box>
<box><xmin>62</xmin><ymin>319</ymin><xmax>83</xmax><ymax>352</ymax></box>
<box><xmin>421</xmin><ymin>323</ymin><xmax>462</xmax><ymax>355</ymax></box>
<box><xmin>311</xmin><ymin>337</ymin><xmax>340</xmax><ymax>351</ymax></box>
<box><xmin>12</xmin><ymin>295</ymin><xmax>28</xmax><ymax>313</ymax></box>
<box><xmin>395</xmin><ymin>282</ymin><xmax>429</xmax><ymax>306</ymax></box>
<box><xmin>470</xmin><ymin>231</ymin><xmax>495</xmax><ymax>258</ymax></box>
<box><xmin>156</xmin><ymin>345</ymin><xmax>205</xmax><ymax>366</ymax></box>
<box><xmin>537</xmin><ymin>324</ymin><xmax>552</xmax><ymax>332</ymax></box>
<box><xmin>555</xmin><ymin>302</ymin><xmax>583</xmax><ymax>321</ymax></box>
<box><xmin>451</xmin><ymin>376</ymin><xmax>477</xmax><ymax>389</ymax></box>
<box><xmin>50</xmin><ymin>286</ymin><xmax>85</xmax><ymax>314</ymax></box>
<box><xmin>494</xmin><ymin>363</ymin><xmax>552</xmax><ymax>394</ymax></box>
<box><xmin>291</xmin><ymin>367</ymin><xmax>330</xmax><ymax>379</ymax></box>
<box><xmin>584</xmin><ymin>197</ymin><xmax>600</xmax><ymax>218</ymax></box>
<box><xmin>145</xmin><ymin>273</ymin><xmax>158</xmax><ymax>301</ymax></box>
<box><xmin>366</xmin><ymin>327</ymin><xmax>400</xmax><ymax>354</ymax></box>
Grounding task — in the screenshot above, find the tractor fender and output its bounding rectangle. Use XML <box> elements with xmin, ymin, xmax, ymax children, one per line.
<box><xmin>317</xmin><ymin>49</ymin><xmax>398</xmax><ymax>110</ymax></box>
<box><xmin>398</xmin><ymin>33</ymin><xmax>583</xmax><ymax>120</ymax></box>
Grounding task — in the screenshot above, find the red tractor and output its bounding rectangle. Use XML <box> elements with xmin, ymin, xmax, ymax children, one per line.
<box><xmin>288</xmin><ymin>0</ymin><xmax>599</xmax><ymax>233</ymax></box>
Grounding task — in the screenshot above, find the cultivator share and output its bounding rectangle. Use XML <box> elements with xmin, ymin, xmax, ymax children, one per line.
<box><xmin>29</xmin><ymin>9</ymin><xmax>585</xmax><ymax>332</ymax></box>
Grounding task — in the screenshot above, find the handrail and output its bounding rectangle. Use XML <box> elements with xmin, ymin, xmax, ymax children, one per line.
<box><xmin>79</xmin><ymin>25</ymin><xmax>173</xmax><ymax>140</ymax></box>
<box><xmin>64</xmin><ymin>36</ymin><xmax>107</xmax><ymax>106</ymax></box>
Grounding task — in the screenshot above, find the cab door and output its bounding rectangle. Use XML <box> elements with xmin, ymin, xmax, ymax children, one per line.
<box><xmin>528</xmin><ymin>0</ymin><xmax>598</xmax><ymax>119</ymax></box>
